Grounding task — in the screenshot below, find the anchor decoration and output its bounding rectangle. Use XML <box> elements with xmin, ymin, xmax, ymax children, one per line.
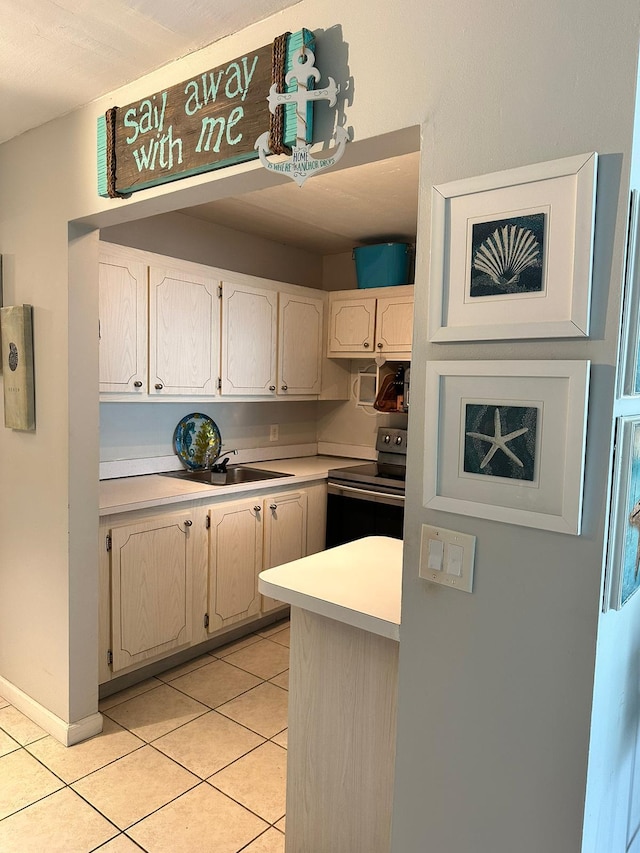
<box><xmin>255</xmin><ymin>46</ymin><xmax>348</xmax><ymax>187</ymax></box>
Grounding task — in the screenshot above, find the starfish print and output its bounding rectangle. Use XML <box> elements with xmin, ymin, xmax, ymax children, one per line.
<box><xmin>466</xmin><ymin>407</ymin><xmax>529</xmax><ymax>469</ymax></box>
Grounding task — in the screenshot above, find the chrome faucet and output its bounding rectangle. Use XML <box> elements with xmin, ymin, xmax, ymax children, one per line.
<box><xmin>209</xmin><ymin>447</ymin><xmax>238</xmax><ymax>472</ymax></box>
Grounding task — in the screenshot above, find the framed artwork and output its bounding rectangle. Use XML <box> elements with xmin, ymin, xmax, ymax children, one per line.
<box><xmin>423</xmin><ymin>360</ymin><xmax>591</xmax><ymax>534</ymax></box>
<box><xmin>1</xmin><ymin>305</ymin><xmax>35</xmax><ymax>431</ymax></box>
<box><xmin>604</xmin><ymin>416</ymin><xmax>640</xmax><ymax>610</ymax></box>
<box><xmin>428</xmin><ymin>152</ymin><xmax>598</xmax><ymax>342</ymax></box>
<box><xmin>618</xmin><ymin>190</ymin><xmax>640</xmax><ymax>397</ymax></box>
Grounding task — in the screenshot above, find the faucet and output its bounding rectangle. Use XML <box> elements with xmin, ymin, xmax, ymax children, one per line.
<box><xmin>210</xmin><ymin>448</ymin><xmax>238</xmax><ymax>472</ymax></box>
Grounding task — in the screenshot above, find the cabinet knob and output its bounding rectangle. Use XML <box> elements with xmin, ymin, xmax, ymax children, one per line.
<box><xmin>281</xmin><ymin>385</ymin><xmax>288</xmax><ymax>391</ymax></box>
<box><xmin>377</xmin><ymin>342</ymin><xmax>383</xmax><ymax>349</ymax></box>
<box><xmin>269</xmin><ymin>385</ymin><xmax>276</xmax><ymax>392</ymax></box>
<box><xmin>155</xmin><ymin>383</ymin><xmax>163</xmax><ymax>390</ymax></box>
<box><xmin>269</xmin><ymin>503</ymin><xmax>277</xmax><ymax>510</ymax></box>
<box><xmin>133</xmin><ymin>380</ymin><xmax>143</xmax><ymax>388</ymax></box>
<box><xmin>184</xmin><ymin>519</ymin><xmax>193</xmax><ymax>527</ymax></box>
<box><xmin>254</xmin><ymin>505</ymin><xmax>261</xmax><ymax>513</ymax></box>
<box><xmin>363</xmin><ymin>341</ymin><xmax>370</xmax><ymax>348</ymax></box>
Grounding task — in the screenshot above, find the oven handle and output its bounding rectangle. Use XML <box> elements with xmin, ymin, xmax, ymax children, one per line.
<box><xmin>327</xmin><ymin>482</ymin><xmax>405</xmax><ymax>507</ymax></box>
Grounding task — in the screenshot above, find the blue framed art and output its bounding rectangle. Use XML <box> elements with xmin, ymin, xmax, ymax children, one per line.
<box><xmin>605</xmin><ymin>415</ymin><xmax>640</xmax><ymax>609</ymax></box>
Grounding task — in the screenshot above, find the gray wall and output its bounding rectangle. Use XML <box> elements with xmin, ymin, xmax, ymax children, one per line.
<box><xmin>393</xmin><ymin>3</ymin><xmax>640</xmax><ymax>852</ymax></box>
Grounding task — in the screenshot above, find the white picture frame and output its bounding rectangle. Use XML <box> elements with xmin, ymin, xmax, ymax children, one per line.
<box><xmin>604</xmin><ymin>415</ymin><xmax>640</xmax><ymax>610</ymax></box>
<box><xmin>428</xmin><ymin>152</ymin><xmax>598</xmax><ymax>342</ymax></box>
<box><xmin>423</xmin><ymin>360</ymin><xmax>591</xmax><ymax>534</ymax></box>
<box><xmin>618</xmin><ymin>190</ymin><xmax>640</xmax><ymax>397</ymax></box>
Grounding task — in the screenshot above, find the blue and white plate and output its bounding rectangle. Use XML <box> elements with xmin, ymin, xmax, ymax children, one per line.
<box><xmin>173</xmin><ymin>413</ymin><xmax>221</xmax><ymax>470</ymax></box>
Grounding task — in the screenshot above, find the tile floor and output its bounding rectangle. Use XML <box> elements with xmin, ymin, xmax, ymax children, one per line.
<box><xmin>0</xmin><ymin>618</ymin><xmax>291</xmax><ymax>853</ymax></box>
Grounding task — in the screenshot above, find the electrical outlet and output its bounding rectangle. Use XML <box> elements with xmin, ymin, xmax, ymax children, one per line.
<box><xmin>270</xmin><ymin>424</ymin><xmax>279</xmax><ymax>441</ymax></box>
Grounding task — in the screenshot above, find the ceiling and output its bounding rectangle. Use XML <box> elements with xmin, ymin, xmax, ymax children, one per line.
<box><xmin>178</xmin><ymin>151</ymin><xmax>420</xmax><ymax>255</ymax></box>
<box><xmin>3</xmin><ymin>2</ymin><xmax>420</xmax><ymax>254</ymax></box>
<box><xmin>1</xmin><ymin>0</ymin><xmax>302</xmax><ymax>143</ymax></box>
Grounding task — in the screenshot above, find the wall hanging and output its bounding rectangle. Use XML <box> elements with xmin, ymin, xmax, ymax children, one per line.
<box><xmin>428</xmin><ymin>152</ymin><xmax>598</xmax><ymax>342</ymax></box>
<box><xmin>1</xmin><ymin>304</ymin><xmax>35</xmax><ymax>431</ymax></box>
<box><xmin>423</xmin><ymin>360</ymin><xmax>590</xmax><ymax>534</ymax></box>
<box><xmin>604</xmin><ymin>415</ymin><xmax>640</xmax><ymax>609</ymax></box>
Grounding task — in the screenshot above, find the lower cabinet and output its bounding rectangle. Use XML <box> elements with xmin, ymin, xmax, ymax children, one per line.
<box><xmin>107</xmin><ymin>508</ymin><xmax>198</xmax><ymax>674</ymax></box>
<box><xmin>207</xmin><ymin>498</ymin><xmax>263</xmax><ymax>632</ymax></box>
<box><xmin>207</xmin><ymin>489</ymin><xmax>308</xmax><ymax>631</ymax></box>
<box><xmin>100</xmin><ymin>482</ymin><xmax>325</xmax><ymax>684</ymax></box>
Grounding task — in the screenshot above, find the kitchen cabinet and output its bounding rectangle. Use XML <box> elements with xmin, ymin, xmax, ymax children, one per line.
<box><xmin>98</xmin><ymin>250</ymin><xmax>147</xmax><ymax>395</ymax></box>
<box><xmin>99</xmin><ymin>480</ymin><xmax>326</xmax><ymax>684</ymax></box>
<box><xmin>106</xmin><ymin>508</ymin><xmax>199</xmax><ymax>674</ymax></box>
<box><xmin>262</xmin><ymin>489</ymin><xmax>308</xmax><ymax>612</ymax></box>
<box><xmin>327</xmin><ymin>285</ymin><xmax>414</xmax><ymax>359</ymax></box>
<box><xmin>207</xmin><ymin>487</ymin><xmax>309</xmax><ymax>627</ymax></box>
<box><xmin>148</xmin><ymin>265</ymin><xmax>220</xmax><ymax>396</ymax></box>
<box><xmin>99</xmin><ymin>243</ymin><xmax>345</xmax><ymax>401</ymax></box>
<box><xmin>277</xmin><ymin>292</ymin><xmax>323</xmax><ymax>395</ymax></box>
<box><xmin>207</xmin><ymin>498</ymin><xmax>263</xmax><ymax>631</ymax></box>
<box><xmin>220</xmin><ymin>280</ymin><xmax>324</xmax><ymax>397</ymax></box>
<box><xmin>219</xmin><ymin>281</ymin><xmax>278</xmax><ymax>396</ymax></box>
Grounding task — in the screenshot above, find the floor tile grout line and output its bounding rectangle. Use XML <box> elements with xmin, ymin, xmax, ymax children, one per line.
<box><xmin>203</xmin><ymin>775</ymin><xmax>286</xmax><ymax>827</ymax></box>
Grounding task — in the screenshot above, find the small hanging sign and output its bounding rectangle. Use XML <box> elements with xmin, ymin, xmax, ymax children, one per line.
<box><xmin>255</xmin><ymin>45</ymin><xmax>348</xmax><ymax>186</ymax></box>
<box><xmin>97</xmin><ymin>30</ymin><xmax>315</xmax><ymax>198</ymax></box>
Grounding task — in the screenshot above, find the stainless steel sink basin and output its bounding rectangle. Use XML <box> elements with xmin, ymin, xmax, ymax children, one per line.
<box><xmin>160</xmin><ymin>465</ymin><xmax>292</xmax><ymax>486</ymax></box>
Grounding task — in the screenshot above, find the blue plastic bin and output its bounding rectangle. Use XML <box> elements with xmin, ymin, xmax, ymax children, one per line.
<box><xmin>353</xmin><ymin>242</ymin><xmax>411</xmax><ymax>289</ymax></box>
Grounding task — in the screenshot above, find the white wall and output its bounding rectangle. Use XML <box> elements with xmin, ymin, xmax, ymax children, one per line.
<box><xmin>101</xmin><ymin>211</ymin><xmax>324</xmax><ymax>288</ymax></box>
<box><xmin>0</xmin><ymin>0</ymin><xmax>638</xmax><ymax>847</ymax></box>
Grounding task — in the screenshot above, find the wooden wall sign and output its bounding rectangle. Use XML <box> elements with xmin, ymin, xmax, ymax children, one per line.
<box><xmin>98</xmin><ymin>29</ymin><xmax>313</xmax><ymax>198</ymax></box>
<box><xmin>1</xmin><ymin>305</ymin><xmax>35</xmax><ymax>431</ymax></box>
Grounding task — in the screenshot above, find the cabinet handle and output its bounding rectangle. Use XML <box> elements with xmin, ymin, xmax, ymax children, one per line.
<box><xmin>269</xmin><ymin>503</ymin><xmax>277</xmax><ymax>510</ymax></box>
<box><xmin>269</xmin><ymin>385</ymin><xmax>276</xmax><ymax>391</ymax></box>
<box><xmin>377</xmin><ymin>342</ymin><xmax>383</xmax><ymax>349</ymax></box>
<box><xmin>133</xmin><ymin>380</ymin><xmax>143</xmax><ymax>388</ymax></box>
<box><xmin>184</xmin><ymin>519</ymin><xmax>193</xmax><ymax>527</ymax></box>
<box><xmin>254</xmin><ymin>505</ymin><xmax>261</xmax><ymax>513</ymax></box>
<box><xmin>363</xmin><ymin>341</ymin><xmax>370</xmax><ymax>348</ymax></box>
<box><xmin>281</xmin><ymin>385</ymin><xmax>288</xmax><ymax>391</ymax></box>
<box><xmin>155</xmin><ymin>383</ymin><xmax>163</xmax><ymax>390</ymax></box>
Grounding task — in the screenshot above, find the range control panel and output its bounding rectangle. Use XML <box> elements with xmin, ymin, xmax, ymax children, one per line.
<box><xmin>375</xmin><ymin>428</ymin><xmax>407</xmax><ymax>456</ymax></box>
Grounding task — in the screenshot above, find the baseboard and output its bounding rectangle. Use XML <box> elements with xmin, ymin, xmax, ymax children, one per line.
<box><xmin>0</xmin><ymin>675</ymin><xmax>103</xmax><ymax>746</ymax></box>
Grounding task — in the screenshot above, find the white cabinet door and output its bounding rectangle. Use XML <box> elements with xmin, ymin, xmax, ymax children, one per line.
<box><xmin>99</xmin><ymin>253</ymin><xmax>147</xmax><ymax>394</ymax></box>
<box><xmin>208</xmin><ymin>499</ymin><xmax>263</xmax><ymax>631</ymax></box>
<box><xmin>375</xmin><ymin>295</ymin><xmax>414</xmax><ymax>354</ymax></box>
<box><xmin>220</xmin><ymin>281</ymin><xmax>278</xmax><ymax>395</ymax></box>
<box><xmin>262</xmin><ymin>490</ymin><xmax>308</xmax><ymax>613</ymax></box>
<box><xmin>327</xmin><ymin>296</ymin><xmax>376</xmax><ymax>355</ymax></box>
<box><xmin>278</xmin><ymin>293</ymin><xmax>323</xmax><ymax>395</ymax></box>
<box><xmin>109</xmin><ymin>510</ymin><xmax>195</xmax><ymax>673</ymax></box>
<box><xmin>149</xmin><ymin>266</ymin><xmax>220</xmax><ymax>396</ymax></box>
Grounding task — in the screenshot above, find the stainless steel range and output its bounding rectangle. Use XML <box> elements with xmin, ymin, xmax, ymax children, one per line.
<box><xmin>325</xmin><ymin>427</ymin><xmax>407</xmax><ymax>547</ymax></box>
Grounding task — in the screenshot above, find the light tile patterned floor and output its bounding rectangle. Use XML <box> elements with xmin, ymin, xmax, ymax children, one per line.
<box><xmin>0</xmin><ymin>619</ymin><xmax>290</xmax><ymax>853</ymax></box>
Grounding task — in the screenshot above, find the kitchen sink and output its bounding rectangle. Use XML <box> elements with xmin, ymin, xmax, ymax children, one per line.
<box><xmin>160</xmin><ymin>465</ymin><xmax>293</xmax><ymax>486</ymax></box>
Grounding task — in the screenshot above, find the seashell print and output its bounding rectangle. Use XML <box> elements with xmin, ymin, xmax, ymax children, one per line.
<box><xmin>8</xmin><ymin>342</ymin><xmax>18</xmax><ymax>371</ymax></box>
<box><xmin>473</xmin><ymin>224</ymin><xmax>540</xmax><ymax>288</ymax></box>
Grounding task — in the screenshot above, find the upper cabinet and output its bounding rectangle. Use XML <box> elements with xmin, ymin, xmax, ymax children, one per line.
<box><xmin>327</xmin><ymin>285</ymin><xmax>414</xmax><ymax>359</ymax></box>
<box><xmin>149</xmin><ymin>266</ymin><xmax>220</xmax><ymax>396</ymax></box>
<box><xmin>99</xmin><ymin>251</ymin><xmax>147</xmax><ymax>394</ymax></box>
<box><xmin>220</xmin><ymin>281</ymin><xmax>278</xmax><ymax>396</ymax></box>
<box><xmin>98</xmin><ymin>243</ymin><xmax>348</xmax><ymax>402</ymax></box>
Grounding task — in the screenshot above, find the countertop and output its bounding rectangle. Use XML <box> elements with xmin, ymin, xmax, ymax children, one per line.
<box><xmin>258</xmin><ymin>535</ymin><xmax>402</xmax><ymax>641</ymax></box>
<box><xmin>99</xmin><ymin>455</ymin><xmax>363</xmax><ymax>516</ymax></box>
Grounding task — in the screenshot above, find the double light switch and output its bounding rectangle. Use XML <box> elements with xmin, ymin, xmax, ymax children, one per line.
<box><xmin>419</xmin><ymin>524</ymin><xmax>476</xmax><ymax>593</ymax></box>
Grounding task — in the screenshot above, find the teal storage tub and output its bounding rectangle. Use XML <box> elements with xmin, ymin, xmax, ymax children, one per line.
<box><xmin>353</xmin><ymin>242</ymin><xmax>412</xmax><ymax>289</ymax></box>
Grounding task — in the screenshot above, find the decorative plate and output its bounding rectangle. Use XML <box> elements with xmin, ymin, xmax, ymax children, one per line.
<box><xmin>173</xmin><ymin>413</ymin><xmax>221</xmax><ymax>469</ymax></box>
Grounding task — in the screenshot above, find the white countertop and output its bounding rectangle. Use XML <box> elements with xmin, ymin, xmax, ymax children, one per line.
<box><xmin>259</xmin><ymin>536</ymin><xmax>402</xmax><ymax>641</ymax></box>
<box><xmin>99</xmin><ymin>455</ymin><xmax>363</xmax><ymax>515</ymax></box>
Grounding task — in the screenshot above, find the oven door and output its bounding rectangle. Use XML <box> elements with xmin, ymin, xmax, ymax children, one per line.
<box><xmin>325</xmin><ymin>481</ymin><xmax>405</xmax><ymax>548</ymax></box>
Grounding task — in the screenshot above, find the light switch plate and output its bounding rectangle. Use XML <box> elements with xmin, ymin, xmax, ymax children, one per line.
<box><xmin>419</xmin><ymin>524</ymin><xmax>476</xmax><ymax>593</ymax></box>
